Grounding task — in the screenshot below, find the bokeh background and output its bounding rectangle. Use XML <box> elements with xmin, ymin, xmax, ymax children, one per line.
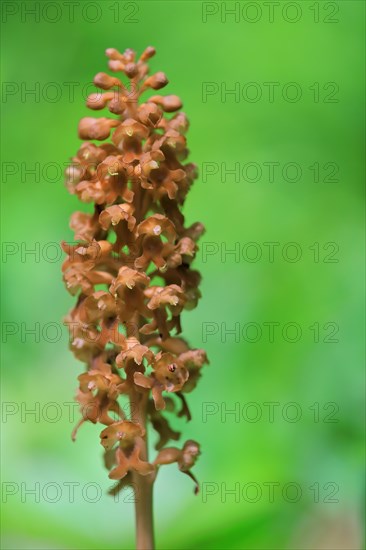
<box><xmin>1</xmin><ymin>1</ymin><xmax>365</xmax><ymax>549</ymax></box>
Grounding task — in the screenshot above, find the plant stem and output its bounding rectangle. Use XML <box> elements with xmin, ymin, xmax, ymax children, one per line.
<box><xmin>127</xmin><ymin>291</ymin><xmax>155</xmax><ymax>549</ymax></box>
<box><xmin>133</xmin><ymin>466</ymin><xmax>155</xmax><ymax>550</ymax></box>
<box><xmin>131</xmin><ymin>391</ymin><xmax>155</xmax><ymax>550</ymax></box>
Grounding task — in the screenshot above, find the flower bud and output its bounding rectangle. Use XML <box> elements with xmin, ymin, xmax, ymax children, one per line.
<box><xmin>78</xmin><ymin>117</ymin><xmax>119</xmax><ymax>140</ymax></box>
<box><xmin>94</xmin><ymin>72</ymin><xmax>121</xmax><ymax>90</ymax></box>
<box><xmin>150</xmin><ymin>94</ymin><xmax>183</xmax><ymax>112</ymax></box>
<box><xmin>142</xmin><ymin>72</ymin><xmax>169</xmax><ymax>91</ymax></box>
<box><xmin>140</xmin><ymin>46</ymin><xmax>156</xmax><ymax>61</ymax></box>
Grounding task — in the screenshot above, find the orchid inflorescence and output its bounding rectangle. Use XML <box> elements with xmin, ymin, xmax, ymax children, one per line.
<box><xmin>62</xmin><ymin>46</ymin><xmax>208</xmax><ymax>501</ymax></box>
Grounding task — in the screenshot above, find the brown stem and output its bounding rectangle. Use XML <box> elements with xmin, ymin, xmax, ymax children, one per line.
<box><xmin>131</xmin><ymin>390</ymin><xmax>155</xmax><ymax>550</ymax></box>
<box><xmin>128</xmin><ymin>310</ymin><xmax>155</xmax><ymax>550</ymax></box>
<box><xmin>132</xmin><ymin>465</ymin><xmax>154</xmax><ymax>549</ymax></box>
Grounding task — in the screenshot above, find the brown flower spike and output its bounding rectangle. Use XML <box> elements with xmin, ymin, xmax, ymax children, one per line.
<box><xmin>63</xmin><ymin>46</ymin><xmax>208</xmax><ymax>549</ymax></box>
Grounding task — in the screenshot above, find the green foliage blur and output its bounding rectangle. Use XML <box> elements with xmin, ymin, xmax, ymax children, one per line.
<box><xmin>1</xmin><ymin>1</ymin><xmax>364</xmax><ymax>549</ymax></box>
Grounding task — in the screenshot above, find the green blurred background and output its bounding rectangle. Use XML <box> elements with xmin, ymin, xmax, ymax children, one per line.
<box><xmin>1</xmin><ymin>1</ymin><xmax>365</xmax><ymax>548</ymax></box>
